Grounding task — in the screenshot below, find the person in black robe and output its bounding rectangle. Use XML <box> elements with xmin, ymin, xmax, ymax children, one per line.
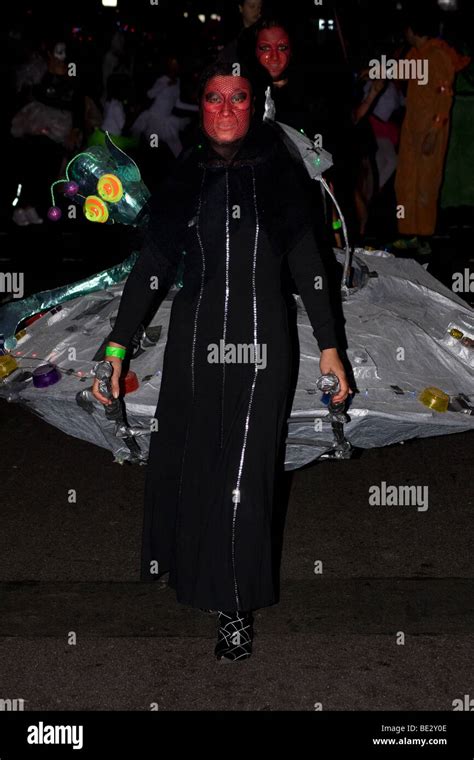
<box><xmin>243</xmin><ymin>16</ymin><xmax>324</xmax><ymax>140</ymax></box>
<box><xmin>245</xmin><ymin>15</ymin><xmax>360</xmax><ymax>241</ymax></box>
<box><xmin>93</xmin><ymin>61</ymin><xmax>351</xmax><ymax>662</ymax></box>
<box><xmin>220</xmin><ymin>0</ymin><xmax>264</xmax><ymax>64</ymax></box>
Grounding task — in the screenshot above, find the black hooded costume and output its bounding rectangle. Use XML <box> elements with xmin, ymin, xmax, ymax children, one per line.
<box><xmin>108</xmin><ymin>120</ymin><xmax>338</xmax><ymax>611</ymax></box>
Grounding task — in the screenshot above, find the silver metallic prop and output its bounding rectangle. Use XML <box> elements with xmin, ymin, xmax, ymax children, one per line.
<box><xmin>1</xmin><ymin>249</ymin><xmax>473</xmax><ymax>468</ymax></box>
<box><xmin>263</xmin><ymin>87</ymin><xmax>352</xmax><ymax>295</ymax></box>
<box><xmin>315</xmin><ymin>373</ymin><xmax>352</xmax><ymax>459</ymax></box>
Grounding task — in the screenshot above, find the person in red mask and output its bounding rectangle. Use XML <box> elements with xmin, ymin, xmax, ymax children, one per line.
<box><xmin>251</xmin><ymin>18</ymin><xmax>320</xmax><ymax>140</ymax></box>
<box><xmin>252</xmin><ymin>17</ymin><xmax>353</xmax><ymax>247</ymax></box>
<box><xmin>94</xmin><ymin>63</ymin><xmax>350</xmax><ymax>662</ymax></box>
<box><xmin>255</xmin><ymin>22</ymin><xmax>291</xmax><ymax>85</ymax></box>
<box><xmin>201</xmin><ymin>74</ymin><xmax>253</xmax><ymax>154</ymax></box>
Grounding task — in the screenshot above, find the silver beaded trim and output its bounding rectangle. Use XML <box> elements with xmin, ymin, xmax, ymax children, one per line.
<box><xmin>191</xmin><ymin>169</ymin><xmax>207</xmax><ymax>398</ymax></box>
<box><xmin>176</xmin><ymin>169</ymin><xmax>207</xmax><ymax>511</ymax></box>
<box><xmin>221</xmin><ymin>169</ymin><xmax>230</xmax><ymax>448</ymax></box>
<box><xmin>231</xmin><ymin>166</ymin><xmax>260</xmax><ymax>610</ymax></box>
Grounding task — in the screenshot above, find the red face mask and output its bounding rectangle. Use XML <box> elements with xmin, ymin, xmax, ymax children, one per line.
<box><xmin>256</xmin><ymin>26</ymin><xmax>291</xmax><ymax>80</ymax></box>
<box><xmin>202</xmin><ymin>75</ymin><xmax>252</xmax><ymax>145</ymax></box>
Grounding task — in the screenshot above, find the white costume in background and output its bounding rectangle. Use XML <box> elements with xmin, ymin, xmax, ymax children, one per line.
<box><xmin>363</xmin><ymin>81</ymin><xmax>405</xmax><ymax>189</ymax></box>
<box><xmin>131</xmin><ymin>75</ymin><xmax>194</xmax><ymax>158</ymax></box>
<box><xmin>102</xmin><ymin>99</ymin><xmax>126</xmax><ymax>135</ymax></box>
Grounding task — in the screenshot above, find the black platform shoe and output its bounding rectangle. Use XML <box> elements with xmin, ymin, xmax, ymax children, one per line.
<box><xmin>215</xmin><ymin>610</ymin><xmax>254</xmax><ymax>661</ymax></box>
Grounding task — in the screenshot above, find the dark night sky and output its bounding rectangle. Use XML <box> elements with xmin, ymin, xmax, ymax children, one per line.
<box><xmin>2</xmin><ymin>0</ymin><xmax>472</xmax><ymax>74</ymax></box>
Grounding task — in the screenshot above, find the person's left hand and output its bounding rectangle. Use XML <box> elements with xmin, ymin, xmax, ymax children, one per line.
<box><xmin>319</xmin><ymin>347</ymin><xmax>353</xmax><ymax>404</ymax></box>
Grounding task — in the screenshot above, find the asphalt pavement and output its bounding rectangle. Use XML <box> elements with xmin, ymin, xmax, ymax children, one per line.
<box><xmin>0</xmin><ymin>219</ymin><xmax>473</xmax><ymax>711</ymax></box>
<box><xmin>0</xmin><ymin>401</ymin><xmax>472</xmax><ymax>710</ymax></box>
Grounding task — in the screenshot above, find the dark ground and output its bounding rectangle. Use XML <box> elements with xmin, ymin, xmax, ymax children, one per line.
<box><xmin>0</xmin><ymin>403</ymin><xmax>473</xmax><ymax>710</ymax></box>
<box><xmin>0</xmin><ymin>212</ymin><xmax>473</xmax><ymax>711</ymax></box>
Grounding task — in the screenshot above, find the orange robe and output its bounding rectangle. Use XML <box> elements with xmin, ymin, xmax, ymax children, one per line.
<box><xmin>395</xmin><ymin>40</ymin><xmax>470</xmax><ymax>236</ymax></box>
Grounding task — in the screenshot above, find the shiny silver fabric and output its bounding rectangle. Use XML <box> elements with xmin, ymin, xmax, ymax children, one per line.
<box><xmin>0</xmin><ymin>253</ymin><xmax>139</xmax><ymax>351</ymax></box>
<box><xmin>231</xmin><ymin>167</ymin><xmax>260</xmax><ymax>610</ymax></box>
<box><xmin>221</xmin><ymin>169</ymin><xmax>230</xmax><ymax>448</ymax></box>
<box><xmin>1</xmin><ymin>252</ymin><xmax>473</xmax><ymax>469</ymax></box>
<box><xmin>191</xmin><ymin>170</ymin><xmax>207</xmax><ymax>398</ymax></box>
<box><xmin>176</xmin><ymin>169</ymin><xmax>208</xmax><ymax>512</ymax></box>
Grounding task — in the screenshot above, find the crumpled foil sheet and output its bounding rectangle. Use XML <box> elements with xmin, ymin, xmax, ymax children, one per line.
<box><xmin>1</xmin><ymin>250</ymin><xmax>473</xmax><ymax>469</ymax></box>
<box><xmin>0</xmin><ymin>253</ymin><xmax>138</xmax><ymax>350</ymax></box>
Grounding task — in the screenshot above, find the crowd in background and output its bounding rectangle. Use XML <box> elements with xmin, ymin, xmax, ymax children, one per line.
<box><xmin>3</xmin><ymin>0</ymin><xmax>473</xmax><ymax>254</ymax></box>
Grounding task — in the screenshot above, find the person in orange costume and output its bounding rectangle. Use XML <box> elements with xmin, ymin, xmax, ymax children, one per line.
<box><xmin>393</xmin><ymin>12</ymin><xmax>470</xmax><ymax>255</ymax></box>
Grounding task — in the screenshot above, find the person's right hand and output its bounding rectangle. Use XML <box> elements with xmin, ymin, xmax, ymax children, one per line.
<box><xmin>92</xmin><ymin>357</ymin><xmax>123</xmax><ymax>406</ymax></box>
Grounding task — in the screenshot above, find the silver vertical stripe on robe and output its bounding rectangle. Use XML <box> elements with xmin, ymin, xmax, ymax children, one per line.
<box><xmin>221</xmin><ymin>169</ymin><xmax>230</xmax><ymax>448</ymax></box>
<box><xmin>191</xmin><ymin>169</ymin><xmax>207</xmax><ymax>397</ymax></box>
<box><xmin>231</xmin><ymin>166</ymin><xmax>260</xmax><ymax>610</ymax></box>
<box><xmin>177</xmin><ymin>169</ymin><xmax>207</xmax><ymax>509</ymax></box>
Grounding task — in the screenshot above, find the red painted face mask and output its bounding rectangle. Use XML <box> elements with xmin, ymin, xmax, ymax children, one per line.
<box><xmin>202</xmin><ymin>75</ymin><xmax>252</xmax><ymax>145</ymax></box>
<box><xmin>256</xmin><ymin>26</ymin><xmax>291</xmax><ymax>80</ymax></box>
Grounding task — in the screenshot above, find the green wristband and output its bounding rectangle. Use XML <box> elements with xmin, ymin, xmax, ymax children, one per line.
<box><xmin>105</xmin><ymin>345</ymin><xmax>126</xmax><ymax>360</ymax></box>
<box><xmin>332</xmin><ymin>219</ymin><xmax>342</xmax><ymax>231</ymax></box>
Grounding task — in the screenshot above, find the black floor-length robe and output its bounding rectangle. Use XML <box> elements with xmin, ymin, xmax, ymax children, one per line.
<box><xmin>108</xmin><ymin>122</ymin><xmax>338</xmax><ymax>611</ymax></box>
